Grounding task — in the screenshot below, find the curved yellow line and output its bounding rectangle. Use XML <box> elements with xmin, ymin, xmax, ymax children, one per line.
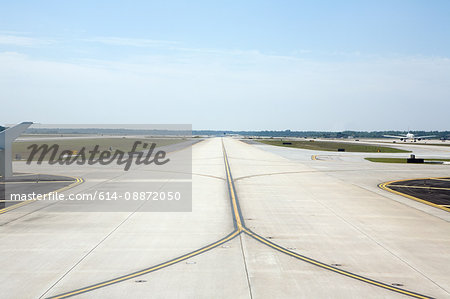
<box><xmin>379</xmin><ymin>178</ymin><xmax>450</xmax><ymax>213</ymax></box>
<box><xmin>244</xmin><ymin>228</ymin><xmax>430</xmax><ymax>299</ymax></box>
<box><xmin>50</xmin><ymin>230</ymin><xmax>240</xmax><ymax>298</ymax></box>
<box><xmin>0</xmin><ymin>175</ymin><xmax>84</xmax><ymax>215</ymax></box>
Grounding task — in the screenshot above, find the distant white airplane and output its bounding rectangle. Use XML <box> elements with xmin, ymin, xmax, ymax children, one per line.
<box><xmin>383</xmin><ymin>132</ymin><xmax>435</xmax><ymax>142</ymax></box>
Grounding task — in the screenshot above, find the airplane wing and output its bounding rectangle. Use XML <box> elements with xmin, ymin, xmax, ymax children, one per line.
<box><xmin>383</xmin><ymin>135</ymin><xmax>406</xmax><ymax>138</ymax></box>
<box><xmin>415</xmin><ymin>135</ymin><xmax>436</xmax><ymax>139</ymax></box>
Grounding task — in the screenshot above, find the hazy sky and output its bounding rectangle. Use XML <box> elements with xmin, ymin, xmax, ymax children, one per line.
<box><xmin>1</xmin><ymin>1</ymin><xmax>449</xmax><ymax>131</ymax></box>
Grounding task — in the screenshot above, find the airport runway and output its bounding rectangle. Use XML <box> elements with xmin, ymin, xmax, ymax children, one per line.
<box><xmin>0</xmin><ymin>138</ymin><xmax>449</xmax><ymax>298</ymax></box>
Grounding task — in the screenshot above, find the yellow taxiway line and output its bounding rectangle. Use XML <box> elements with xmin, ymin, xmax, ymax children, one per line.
<box><xmin>379</xmin><ymin>178</ymin><xmax>450</xmax><ymax>213</ymax></box>
<box><xmin>48</xmin><ymin>140</ymin><xmax>433</xmax><ymax>298</ymax></box>
<box><xmin>243</xmin><ymin>228</ymin><xmax>431</xmax><ymax>299</ymax></box>
<box><xmin>49</xmin><ymin>230</ymin><xmax>240</xmax><ymax>299</ymax></box>
<box><xmin>0</xmin><ymin>176</ymin><xmax>84</xmax><ymax>215</ymax></box>
<box><xmin>430</xmin><ymin>177</ymin><xmax>450</xmax><ymax>182</ymax></box>
<box><xmin>224</xmin><ymin>140</ymin><xmax>431</xmax><ymax>298</ymax></box>
<box><xmin>222</xmin><ymin>143</ymin><xmax>244</xmax><ymax>231</ymax></box>
<box><xmin>385</xmin><ymin>185</ymin><xmax>450</xmax><ymax>191</ymax></box>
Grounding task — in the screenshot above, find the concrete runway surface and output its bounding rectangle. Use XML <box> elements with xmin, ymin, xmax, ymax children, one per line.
<box><xmin>0</xmin><ymin>138</ymin><xmax>449</xmax><ymax>298</ymax></box>
<box><xmin>0</xmin><ymin>174</ymin><xmax>80</xmax><ymax>212</ymax></box>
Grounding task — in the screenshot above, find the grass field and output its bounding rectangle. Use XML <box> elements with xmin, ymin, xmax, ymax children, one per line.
<box><xmin>257</xmin><ymin>139</ymin><xmax>410</xmax><ymax>153</ymax></box>
<box><xmin>379</xmin><ymin>141</ymin><xmax>450</xmax><ymax>147</ymax></box>
<box><xmin>365</xmin><ymin>157</ymin><xmax>450</xmax><ymax>163</ymax></box>
<box><xmin>12</xmin><ymin>137</ymin><xmax>185</xmax><ymax>161</ymax></box>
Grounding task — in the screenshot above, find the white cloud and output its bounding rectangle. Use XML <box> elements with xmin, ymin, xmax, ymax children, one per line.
<box><xmin>82</xmin><ymin>36</ymin><xmax>305</xmax><ymax>63</ymax></box>
<box><xmin>0</xmin><ymin>34</ymin><xmax>54</xmax><ymax>46</ymax></box>
<box><xmin>0</xmin><ymin>50</ymin><xmax>449</xmax><ymax>130</ymax></box>
<box><xmin>84</xmin><ymin>37</ymin><xmax>178</xmax><ymax>47</ymax></box>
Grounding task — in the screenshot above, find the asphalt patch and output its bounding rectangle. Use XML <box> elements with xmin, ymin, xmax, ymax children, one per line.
<box><xmin>0</xmin><ymin>174</ymin><xmax>77</xmax><ymax>210</ymax></box>
<box><xmin>387</xmin><ymin>178</ymin><xmax>450</xmax><ymax>207</ymax></box>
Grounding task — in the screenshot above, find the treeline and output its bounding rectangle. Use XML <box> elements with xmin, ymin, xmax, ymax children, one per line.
<box><xmin>23</xmin><ymin>128</ymin><xmax>191</xmax><ymax>136</ymax></box>
<box><xmin>1</xmin><ymin>126</ymin><xmax>448</xmax><ymax>139</ymax></box>
<box><xmin>194</xmin><ymin>130</ymin><xmax>450</xmax><ymax>139</ymax></box>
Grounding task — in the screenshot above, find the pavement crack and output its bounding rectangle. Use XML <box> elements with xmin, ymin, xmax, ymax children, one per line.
<box><xmin>222</xmin><ymin>138</ymin><xmax>434</xmax><ymax>299</ymax></box>
<box><xmin>238</xmin><ymin>233</ymin><xmax>254</xmax><ymax>299</ymax></box>
<box><xmin>39</xmin><ymin>206</ymin><xmax>142</xmax><ymax>299</ymax></box>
